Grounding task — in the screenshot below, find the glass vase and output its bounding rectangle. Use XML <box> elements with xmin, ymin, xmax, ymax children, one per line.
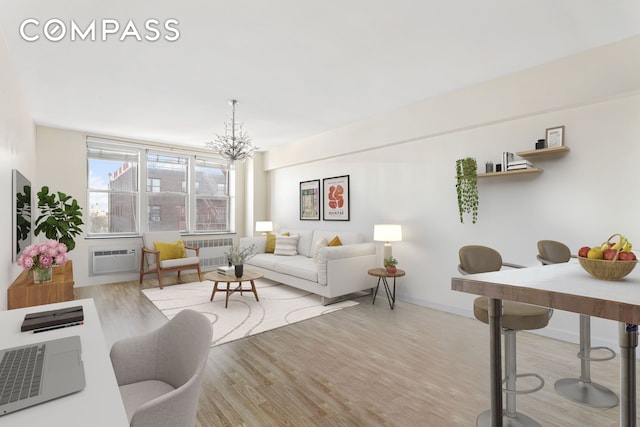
<box><xmin>33</xmin><ymin>267</ymin><xmax>53</xmax><ymax>283</ymax></box>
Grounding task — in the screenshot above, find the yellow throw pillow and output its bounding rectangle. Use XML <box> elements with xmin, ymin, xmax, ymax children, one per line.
<box><xmin>265</xmin><ymin>232</ymin><xmax>289</xmax><ymax>253</ymax></box>
<box><xmin>154</xmin><ymin>240</ymin><xmax>187</xmax><ymax>261</ymax></box>
<box><xmin>328</xmin><ymin>236</ymin><xmax>342</xmax><ymax>247</ymax></box>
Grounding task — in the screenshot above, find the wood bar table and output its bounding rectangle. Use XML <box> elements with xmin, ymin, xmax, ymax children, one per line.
<box><xmin>452</xmin><ymin>262</ymin><xmax>640</xmax><ymax>427</ymax></box>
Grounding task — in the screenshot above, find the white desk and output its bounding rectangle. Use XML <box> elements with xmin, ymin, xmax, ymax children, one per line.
<box><xmin>0</xmin><ymin>298</ymin><xmax>129</xmax><ymax>426</ymax></box>
<box><xmin>452</xmin><ymin>262</ymin><xmax>640</xmax><ymax>427</ymax></box>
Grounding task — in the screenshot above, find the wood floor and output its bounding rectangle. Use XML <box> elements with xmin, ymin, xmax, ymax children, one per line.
<box><xmin>76</xmin><ymin>273</ymin><xmax>627</xmax><ymax>427</ymax></box>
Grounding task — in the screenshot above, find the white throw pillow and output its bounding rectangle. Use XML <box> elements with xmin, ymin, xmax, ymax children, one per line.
<box><xmin>274</xmin><ymin>235</ymin><xmax>299</xmax><ymax>256</ymax></box>
<box><xmin>312</xmin><ymin>237</ymin><xmax>329</xmax><ymax>262</ymax></box>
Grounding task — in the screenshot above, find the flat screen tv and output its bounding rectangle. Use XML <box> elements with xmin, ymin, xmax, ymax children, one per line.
<box><xmin>13</xmin><ymin>169</ymin><xmax>31</xmax><ymax>262</ymax></box>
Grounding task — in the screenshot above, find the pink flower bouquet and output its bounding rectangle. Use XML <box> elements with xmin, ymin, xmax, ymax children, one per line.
<box><xmin>17</xmin><ymin>240</ymin><xmax>68</xmax><ymax>271</ymax></box>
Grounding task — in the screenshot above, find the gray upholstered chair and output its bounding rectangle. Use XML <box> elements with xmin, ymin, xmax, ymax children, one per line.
<box><xmin>110</xmin><ymin>309</ymin><xmax>213</xmax><ymax>427</ymax></box>
<box><xmin>139</xmin><ymin>231</ymin><xmax>202</xmax><ymax>289</ymax></box>
<box><xmin>537</xmin><ymin>240</ymin><xmax>618</xmax><ymax>408</ymax></box>
<box><xmin>459</xmin><ymin>245</ymin><xmax>552</xmax><ymax>427</ymax></box>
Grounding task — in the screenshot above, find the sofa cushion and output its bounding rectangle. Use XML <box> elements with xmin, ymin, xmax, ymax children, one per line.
<box><xmin>274</xmin><ymin>256</ymin><xmax>318</xmax><ymax>282</ymax></box>
<box><xmin>154</xmin><ymin>240</ymin><xmax>187</xmax><ymax>261</ymax></box>
<box><xmin>159</xmin><ymin>256</ymin><xmax>199</xmax><ymax>269</ymax></box>
<box><xmin>328</xmin><ymin>236</ymin><xmax>342</xmax><ymax>247</ymax></box>
<box><xmin>265</xmin><ymin>232</ymin><xmax>289</xmax><ymax>253</ymax></box>
<box><xmin>311</xmin><ymin>231</ymin><xmax>363</xmax><ymax>249</ymax></box>
<box><xmin>274</xmin><ymin>235</ymin><xmax>299</xmax><ymax>256</ymax></box>
<box><xmin>312</xmin><ymin>237</ymin><xmax>329</xmax><ymax>262</ymax></box>
<box><xmin>281</xmin><ymin>229</ymin><xmax>314</xmax><ymax>257</ymax></box>
<box><xmin>247</xmin><ymin>253</ymin><xmax>280</xmax><ymax>270</ymax></box>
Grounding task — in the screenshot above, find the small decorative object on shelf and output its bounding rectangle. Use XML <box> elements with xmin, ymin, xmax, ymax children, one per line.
<box><xmin>485</xmin><ymin>161</ymin><xmax>493</xmax><ymax>173</ymax></box>
<box><xmin>384</xmin><ymin>256</ymin><xmax>398</xmax><ymax>274</ymax></box>
<box><xmin>535</xmin><ymin>139</ymin><xmax>546</xmax><ymax>150</ymax></box>
<box><xmin>17</xmin><ymin>240</ymin><xmax>68</xmax><ymax>284</ymax></box>
<box><xmin>455</xmin><ymin>157</ymin><xmax>479</xmax><ymax>224</ymax></box>
<box><xmin>545</xmin><ymin>125</ymin><xmax>565</xmax><ymax>148</ymax></box>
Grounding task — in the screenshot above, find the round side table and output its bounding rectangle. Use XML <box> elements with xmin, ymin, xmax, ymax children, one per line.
<box><xmin>368</xmin><ymin>268</ymin><xmax>406</xmax><ymax>309</ymax></box>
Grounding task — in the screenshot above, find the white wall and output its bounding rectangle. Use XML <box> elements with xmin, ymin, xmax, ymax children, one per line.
<box><xmin>0</xmin><ymin>34</ymin><xmax>37</xmax><ymax>310</ymax></box>
<box><xmin>266</xmin><ymin>36</ymin><xmax>640</xmax><ymax>348</ymax></box>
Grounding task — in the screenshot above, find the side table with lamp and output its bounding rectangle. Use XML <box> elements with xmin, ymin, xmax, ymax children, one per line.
<box><xmin>372</xmin><ymin>224</ymin><xmax>404</xmax><ymax>309</ymax></box>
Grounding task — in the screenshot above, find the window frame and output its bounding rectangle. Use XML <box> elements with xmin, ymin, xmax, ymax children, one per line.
<box><xmin>86</xmin><ymin>137</ymin><xmax>233</xmax><ymax>237</ymax></box>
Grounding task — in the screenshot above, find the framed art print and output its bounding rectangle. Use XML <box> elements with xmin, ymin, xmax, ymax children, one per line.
<box><xmin>299</xmin><ymin>179</ymin><xmax>320</xmax><ymax>220</ymax></box>
<box><xmin>323</xmin><ymin>175</ymin><xmax>349</xmax><ymax>221</ymax></box>
<box><xmin>545</xmin><ymin>125</ymin><xmax>565</xmax><ymax>148</ymax></box>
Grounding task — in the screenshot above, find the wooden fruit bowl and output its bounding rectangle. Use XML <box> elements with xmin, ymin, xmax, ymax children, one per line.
<box><xmin>578</xmin><ymin>256</ymin><xmax>637</xmax><ymax>281</ymax></box>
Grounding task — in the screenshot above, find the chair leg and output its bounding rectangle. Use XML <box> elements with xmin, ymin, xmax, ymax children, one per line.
<box><xmin>196</xmin><ymin>264</ymin><xmax>203</xmax><ymax>281</ymax></box>
<box><xmin>156</xmin><ymin>270</ymin><xmax>163</xmax><ymax>290</ymax></box>
<box><xmin>139</xmin><ymin>251</ymin><xmax>146</xmax><ymax>284</ymax></box>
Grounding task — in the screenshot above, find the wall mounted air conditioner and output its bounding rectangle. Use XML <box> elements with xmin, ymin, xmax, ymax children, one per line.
<box><xmin>90</xmin><ymin>247</ymin><xmax>139</xmax><ymax>276</ymax></box>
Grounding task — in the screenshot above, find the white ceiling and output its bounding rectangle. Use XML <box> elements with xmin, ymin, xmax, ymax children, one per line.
<box><xmin>1</xmin><ymin>1</ymin><xmax>639</xmax><ymax>151</ymax></box>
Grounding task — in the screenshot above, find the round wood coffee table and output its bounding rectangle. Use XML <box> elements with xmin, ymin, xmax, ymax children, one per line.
<box><xmin>204</xmin><ymin>269</ymin><xmax>264</xmax><ymax>308</ymax></box>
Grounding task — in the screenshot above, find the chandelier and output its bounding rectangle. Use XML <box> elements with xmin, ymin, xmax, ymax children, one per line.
<box><xmin>207</xmin><ymin>99</ymin><xmax>257</xmax><ymax>162</ymax></box>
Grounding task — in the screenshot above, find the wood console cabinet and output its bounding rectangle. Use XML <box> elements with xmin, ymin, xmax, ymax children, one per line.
<box><xmin>8</xmin><ymin>261</ymin><xmax>75</xmax><ymax>309</ymax></box>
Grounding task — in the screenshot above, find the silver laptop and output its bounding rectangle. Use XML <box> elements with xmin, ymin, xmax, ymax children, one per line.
<box><xmin>0</xmin><ymin>335</ymin><xmax>85</xmax><ymax>416</ymax></box>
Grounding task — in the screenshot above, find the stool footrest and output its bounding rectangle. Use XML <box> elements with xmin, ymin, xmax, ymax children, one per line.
<box><xmin>503</xmin><ymin>373</ymin><xmax>545</xmax><ymax>395</ymax></box>
<box><xmin>577</xmin><ymin>346</ymin><xmax>616</xmax><ymax>362</ymax></box>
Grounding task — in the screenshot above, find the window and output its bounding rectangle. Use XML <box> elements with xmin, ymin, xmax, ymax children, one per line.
<box><xmin>87</xmin><ymin>142</ymin><xmax>139</xmax><ymax>235</ymax></box>
<box><xmin>87</xmin><ymin>138</ymin><xmax>232</xmax><ymax>236</ymax></box>
<box><xmin>147</xmin><ymin>178</ymin><xmax>161</xmax><ymax>192</ymax></box>
<box><xmin>194</xmin><ymin>158</ymin><xmax>230</xmax><ymax>232</ymax></box>
<box><xmin>146</xmin><ymin>153</ymin><xmax>188</xmax><ymax>232</ymax></box>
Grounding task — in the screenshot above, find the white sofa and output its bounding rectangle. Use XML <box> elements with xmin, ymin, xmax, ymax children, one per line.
<box><xmin>239</xmin><ymin>229</ymin><xmax>377</xmax><ymax>304</ymax></box>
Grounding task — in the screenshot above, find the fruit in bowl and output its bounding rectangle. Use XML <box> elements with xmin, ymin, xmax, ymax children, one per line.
<box><xmin>577</xmin><ymin>234</ymin><xmax>637</xmax><ymax>280</ymax></box>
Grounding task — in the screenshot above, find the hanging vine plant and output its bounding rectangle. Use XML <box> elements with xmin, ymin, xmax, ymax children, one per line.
<box><xmin>455</xmin><ymin>157</ymin><xmax>479</xmax><ymax>224</ymax></box>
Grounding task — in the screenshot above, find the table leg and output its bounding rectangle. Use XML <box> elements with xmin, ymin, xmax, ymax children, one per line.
<box><xmin>488</xmin><ymin>298</ymin><xmax>503</xmax><ymax>427</ymax></box>
<box><xmin>250</xmin><ymin>280</ymin><xmax>259</xmax><ymax>302</ymax></box>
<box><xmin>210</xmin><ymin>281</ymin><xmax>218</xmax><ymax>301</ymax></box>
<box><xmin>225</xmin><ymin>282</ymin><xmax>231</xmax><ymax>308</ymax></box>
<box><xmin>372</xmin><ymin>277</ymin><xmax>382</xmax><ymax>305</ymax></box>
<box><xmin>382</xmin><ymin>277</ymin><xmax>396</xmax><ymax>310</ymax></box>
<box><xmin>619</xmin><ymin>323</ymin><xmax>637</xmax><ymax>427</ymax></box>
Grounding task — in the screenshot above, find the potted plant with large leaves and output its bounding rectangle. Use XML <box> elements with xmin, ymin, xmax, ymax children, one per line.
<box><xmin>455</xmin><ymin>157</ymin><xmax>479</xmax><ymax>224</ymax></box>
<box><xmin>34</xmin><ymin>186</ymin><xmax>84</xmax><ymax>252</ymax></box>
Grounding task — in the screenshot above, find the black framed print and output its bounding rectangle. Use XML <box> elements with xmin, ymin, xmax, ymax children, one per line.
<box><xmin>323</xmin><ymin>175</ymin><xmax>349</xmax><ymax>221</ymax></box>
<box><xmin>300</xmin><ymin>179</ymin><xmax>320</xmax><ymax>220</ymax></box>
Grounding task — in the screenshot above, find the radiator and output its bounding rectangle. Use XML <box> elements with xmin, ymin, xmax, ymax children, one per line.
<box><xmin>90</xmin><ymin>247</ymin><xmax>139</xmax><ymax>276</ymax></box>
<box><xmin>184</xmin><ymin>237</ymin><xmax>233</xmax><ymax>268</ymax></box>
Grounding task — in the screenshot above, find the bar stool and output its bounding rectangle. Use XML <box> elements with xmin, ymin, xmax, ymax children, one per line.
<box><xmin>459</xmin><ymin>245</ymin><xmax>552</xmax><ymax>427</ymax></box>
<box><xmin>537</xmin><ymin>240</ymin><xmax>618</xmax><ymax>408</ymax></box>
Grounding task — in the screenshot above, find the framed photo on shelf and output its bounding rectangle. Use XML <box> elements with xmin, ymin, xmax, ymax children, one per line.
<box><xmin>299</xmin><ymin>179</ymin><xmax>320</xmax><ymax>220</ymax></box>
<box><xmin>545</xmin><ymin>125</ymin><xmax>565</xmax><ymax>148</ymax></box>
<box><xmin>323</xmin><ymin>175</ymin><xmax>350</xmax><ymax>221</ymax></box>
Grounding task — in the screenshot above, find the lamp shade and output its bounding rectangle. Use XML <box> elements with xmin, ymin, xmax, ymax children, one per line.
<box><xmin>255</xmin><ymin>221</ymin><xmax>273</xmax><ymax>233</ymax></box>
<box><xmin>373</xmin><ymin>224</ymin><xmax>402</xmax><ymax>242</ymax></box>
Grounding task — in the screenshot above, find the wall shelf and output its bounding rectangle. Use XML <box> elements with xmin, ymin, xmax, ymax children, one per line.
<box><xmin>516</xmin><ymin>146</ymin><xmax>570</xmax><ymax>158</ymax></box>
<box><xmin>477</xmin><ymin>168</ymin><xmax>543</xmax><ymax>178</ymax></box>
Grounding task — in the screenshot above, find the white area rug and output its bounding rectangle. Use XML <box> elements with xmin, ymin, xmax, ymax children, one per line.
<box><xmin>142</xmin><ymin>279</ymin><xmax>358</xmax><ymax>346</ymax></box>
